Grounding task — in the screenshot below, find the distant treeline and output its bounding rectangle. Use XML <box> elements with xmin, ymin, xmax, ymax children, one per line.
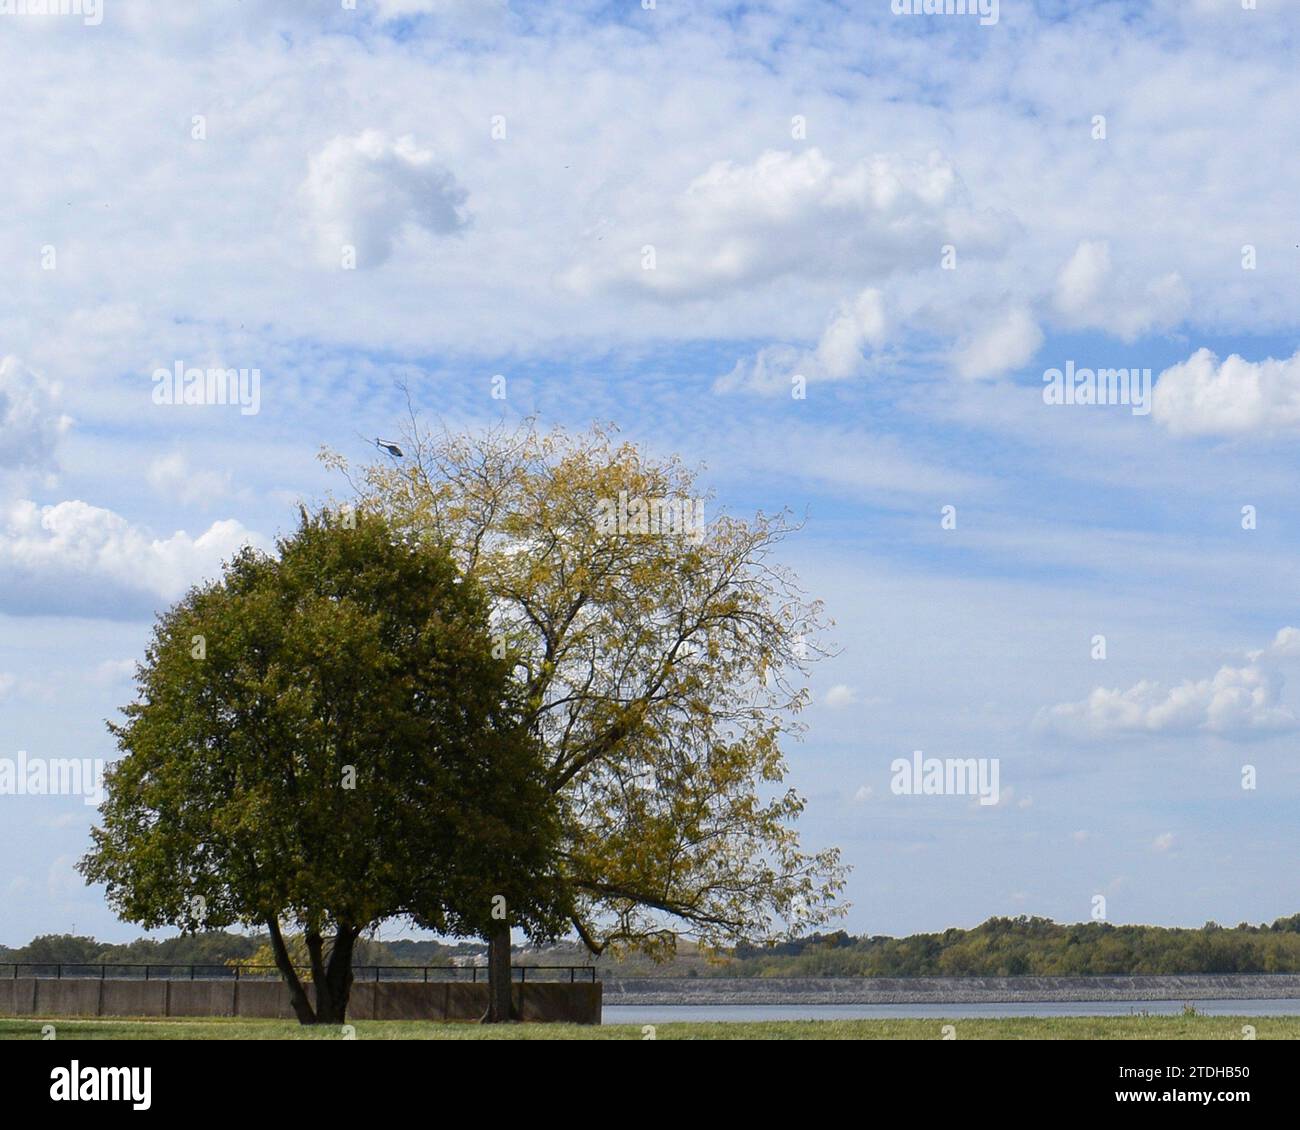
<box><xmin>7</xmin><ymin>915</ymin><xmax>1300</xmax><ymax>976</ymax></box>
<box><xmin>730</xmin><ymin>915</ymin><xmax>1300</xmax><ymax>977</ymax></box>
<box><xmin>0</xmin><ymin>933</ymin><xmax>480</xmax><ymax>968</ymax></box>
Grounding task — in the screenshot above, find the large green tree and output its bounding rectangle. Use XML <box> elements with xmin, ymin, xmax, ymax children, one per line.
<box><xmin>326</xmin><ymin>417</ymin><xmax>848</xmax><ymax>993</ymax></box>
<box><xmin>80</xmin><ymin>510</ymin><xmax>567</xmax><ymax>1024</ymax></box>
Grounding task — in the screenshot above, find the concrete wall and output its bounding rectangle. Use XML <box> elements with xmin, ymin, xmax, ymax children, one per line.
<box><xmin>0</xmin><ymin>977</ymin><xmax>601</xmax><ymax>1024</ymax></box>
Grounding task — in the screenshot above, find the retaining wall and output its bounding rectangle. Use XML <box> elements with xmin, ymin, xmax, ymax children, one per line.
<box><xmin>0</xmin><ymin>978</ymin><xmax>601</xmax><ymax>1024</ymax></box>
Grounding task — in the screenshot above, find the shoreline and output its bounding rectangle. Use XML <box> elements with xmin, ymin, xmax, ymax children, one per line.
<box><xmin>600</xmin><ymin>974</ymin><xmax>1300</xmax><ymax>1005</ymax></box>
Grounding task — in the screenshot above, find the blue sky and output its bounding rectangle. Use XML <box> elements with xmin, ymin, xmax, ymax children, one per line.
<box><xmin>2</xmin><ymin>0</ymin><xmax>1299</xmax><ymax>945</ymax></box>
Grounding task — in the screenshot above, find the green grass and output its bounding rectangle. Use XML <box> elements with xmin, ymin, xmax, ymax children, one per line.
<box><xmin>1</xmin><ymin>1015</ymin><xmax>1296</xmax><ymax>1040</ymax></box>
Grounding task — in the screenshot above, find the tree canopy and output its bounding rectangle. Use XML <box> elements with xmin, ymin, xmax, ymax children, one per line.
<box><xmin>326</xmin><ymin>417</ymin><xmax>848</xmax><ymax>961</ymax></box>
<box><xmin>80</xmin><ymin>509</ymin><xmax>567</xmax><ymax>1023</ymax></box>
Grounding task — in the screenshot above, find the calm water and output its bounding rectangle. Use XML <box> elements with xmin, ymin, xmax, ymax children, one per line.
<box><xmin>603</xmin><ymin>1000</ymin><xmax>1300</xmax><ymax>1024</ymax></box>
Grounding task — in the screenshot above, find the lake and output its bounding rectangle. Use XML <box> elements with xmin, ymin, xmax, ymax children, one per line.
<box><xmin>603</xmin><ymin>999</ymin><xmax>1300</xmax><ymax>1023</ymax></box>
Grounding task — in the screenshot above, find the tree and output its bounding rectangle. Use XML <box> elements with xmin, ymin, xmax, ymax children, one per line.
<box><xmin>80</xmin><ymin>509</ymin><xmax>567</xmax><ymax>1024</ymax></box>
<box><xmin>325</xmin><ymin>417</ymin><xmax>848</xmax><ymax>1008</ymax></box>
<box><xmin>13</xmin><ymin>935</ymin><xmax>102</xmax><ymax>966</ymax></box>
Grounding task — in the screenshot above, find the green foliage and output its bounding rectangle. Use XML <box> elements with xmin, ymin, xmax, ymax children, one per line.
<box><xmin>12</xmin><ymin>912</ymin><xmax>1300</xmax><ymax>978</ymax></box>
<box><xmin>7</xmin><ymin>934</ymin><xmax>104</xmax><ymax>965</ymax></box>
<box><xmin>727</xmin><ymin>915</ymin><xmax>1300</xmax><ymax>977</ymax></box>
<box><xmin>78</xmin><ymin>509</ymin><xmax>569</xmax><ymax>1009</ymax></box>
<box><xmin>0</xmin><ymin>931</ymin><xmax>456</xmax><ymax>969</ymax></box>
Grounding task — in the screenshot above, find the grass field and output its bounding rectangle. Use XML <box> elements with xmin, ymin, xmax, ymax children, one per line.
<box><xmin>1</xmin><ymin>1015</ymin><xmax>1295</xmax><ymax>1040</ymax></box>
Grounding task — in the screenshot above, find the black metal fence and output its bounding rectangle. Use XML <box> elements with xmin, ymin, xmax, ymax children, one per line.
<box><xmin>1</xmin><ymin>962</ymin><xmax>597</xmax><ymax>983</ymax></box>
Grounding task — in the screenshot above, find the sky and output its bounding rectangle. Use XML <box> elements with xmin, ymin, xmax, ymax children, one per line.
<box><xmin>1</xmin><ymin>0</ymin><xmax>1299</xmax><ymax>946</ymax></box>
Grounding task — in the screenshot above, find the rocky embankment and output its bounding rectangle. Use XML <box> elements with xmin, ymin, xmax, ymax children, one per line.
<box><xmin>600</xmin><ymin>974</ymin><xmax>1300</xmax><ymax>1005</ymax></box>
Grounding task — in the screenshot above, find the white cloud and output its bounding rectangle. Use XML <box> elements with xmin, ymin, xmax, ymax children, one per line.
<box><xmin>1053</xmin><ymin>240</ymin><xmax>1112</xmax><ymax>319</ymax></box>
<box><xmin>0</xmin><ymin>499</ymin><xmax>265</xmax><ymax>617</ymax></box>
<box><xmin>853</xmin><ymin>784</ymin><xmax>874</xmax><ymax>803</ymax></box>
<box><xmin>0</xmin><ymin>357</ymin><xmax>72</xmax><ymax>472</ymax></box>
<box><xmin>1052</xmin><ymin>240</ymin><xmax>1187</xmax><ymax>342</ymax></box>
<box><xmin>1268</xmin><ymin>627</ymin><xmax>1300</xmax><ymax>658</ymax></box>
<box><xmin>824</xmin><ymin>683</ymin><xmax>859</xmax><ymax>709</ymax></box>
<box><xmin>93</xmin><ymin>658</ymin><xmax>138</xmax><ymax>685</ymax></box>
<box><xmin>2</xmin><ymin>3</ymin><xmax>1295</xmax><ymax>370</ymax></box>
<box><xmin>1152</xmin><ymin>832</ymin><xmax>1176</xmax><ymax>853</ymax></box>
<box><xmin>814</xmin><ymin>291</ymin><xmax>889</xmax><ymax>378</ymax></box>
<box><xmin>951</xmin><ymin>307</ymin><xmax>1043</xmax><ymax>380</ymax></box>
<box><xmin>568</xmin><ymin>148</ymin><xmax>1006</xmax><ymax>301</ymax></box>
<box><xmin>718</xmin><ymin>289</ymin><xmax>887</xmax><ymax>394</ymax></box>
<box><xmin>1036</xmin><ymin>630</ymin><xmax>1300</xmax><ymax>741</ymax></box>
<box><xmin>147</xmin><ymin>452</ymin><xmax>233</xmax><ymax>508</ymax></box>
<box><xmin>301</xmin><ymin>131</ymin><xmax>468</xmax><ymax>268</ymax></box>
<box><xmin>1152</xmin><ymin>348</ymin><xmax>1300</xmax><ymax>437</ymax></box>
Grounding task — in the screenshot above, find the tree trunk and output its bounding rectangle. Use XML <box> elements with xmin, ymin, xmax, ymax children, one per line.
<box><xmin>303</xmin><ymin>928</ymin><xmax>357</xmax><ymax>1025</ymax></box>
<box><xmin>266</xmin><ymin>917</ymin><xmax>316</xmax><ymax>1025</ymax></box>
<box><xmin>320</xmin><ymin>927</ymin><xmax>358</xmax><ymax>1025</ymax></box>
<box><xmin>481</xmin><ymin>919</ymin><xmax>514</xmax><ymax>1023</ymax></box>
<box><xmin>305</xmin><ymin>931</ymin><xmax>331</xmax><ymax>1023</ymax></box>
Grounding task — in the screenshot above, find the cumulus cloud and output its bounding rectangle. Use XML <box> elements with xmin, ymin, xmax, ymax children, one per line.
<box><xmin>1052</xmin><ymin>240</ymin><xmax>1187</xmax><ymax>341</ymax></box>
<box><xmin>0</xmin><ymin>499</ymin><xmax>265</xmax><ymax>618</ymax></box>
<box><xmin>717</xmin><ymin>288</ymin><xmax>887</xmax><ymax>394</ymax></box>
<box><xmin>1152</xmin><ymin>348</ymin><xmax>1300</xmax><ymax>437</ymax></box>
<box><xmin>0</xmin><ymin>357</ymin><xmax>72</xmax><ymax>472</ymax></box>
<box><xmin>951</xmin><ymin>306</ymin><xmax>1043</xmax><ymax>380</ymax></box>
<box><xmin>568</xmin><ymin>148</ymin><xmax>1008</xmax><ymax>301</ymax></box>
<box><xmin>1035</xmin><ymin>629</ymin><xmax>1300</xmax><ymax>741</ymax></box>
<box><xmin>301</xmin><ymin>131</ymin><xmax>469</xmax><ymax>268</ymax></box>
<box><xmin>1267</xmin><ymin>627</ymin><xmax>1300</xmax><ymax>659</ymax></box>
